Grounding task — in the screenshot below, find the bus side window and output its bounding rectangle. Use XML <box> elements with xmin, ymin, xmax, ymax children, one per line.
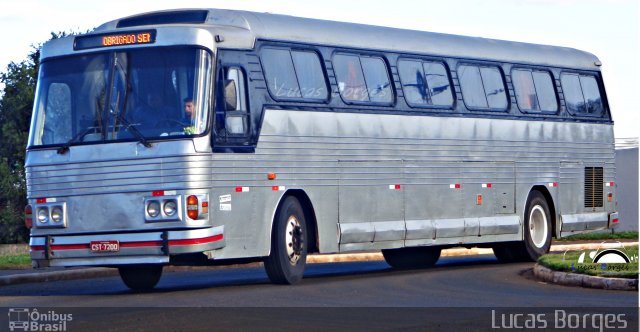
<box><xmin>221</xmin><ymin>67</ymin><xmax>248</xmax><ymax>136</ymax></box>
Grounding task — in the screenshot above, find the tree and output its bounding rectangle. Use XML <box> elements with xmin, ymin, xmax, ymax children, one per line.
<box><xmin>0</xmin><ymin>33</ymin><xmax>68</xmax><ymax>243</ymax></box>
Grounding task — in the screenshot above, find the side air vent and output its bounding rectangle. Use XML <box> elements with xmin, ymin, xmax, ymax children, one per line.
<box><xmin>117</xmin><ymin>10</ymin><xmax>208</xmax><ymax>28</ymax></box>
<box><xmin>584</xmin><ymin>167</ymin><xmax>603</xmax><ymax>209</ymax></box>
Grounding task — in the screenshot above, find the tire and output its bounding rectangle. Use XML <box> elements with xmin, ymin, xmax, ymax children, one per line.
<box><xmin>522</xmin><ymin>191</ymin><xmax>552</xmax><ymax>261</ymax></box>
<box><xmin>382</xmin><ymin>246</ymin><xmax>441</xmax><ymax>269</ymax></box>
<box><xmin>264</xmin><ymin>196</ymin><xmax>307</xmax><ymax>284</ymax></box>
<box><xmin>492</xmin><ymin>242</ymin><xmax>527</xmax><ymax>263</ymax></box>
<box><xmin>492</xmin><ymin>191</ymin><xmax>552</xmax><ymax>263</ymax></box>
<box><xmin>118</xmin><ymin>265</ymin><xmax>163</xmax><ymax>291</ymax></box>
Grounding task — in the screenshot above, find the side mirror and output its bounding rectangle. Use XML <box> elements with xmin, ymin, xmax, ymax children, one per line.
<box><xmin>224</xmin><ymin>79</ymin><xmax>237</xmax><ymax>111</ymax></box>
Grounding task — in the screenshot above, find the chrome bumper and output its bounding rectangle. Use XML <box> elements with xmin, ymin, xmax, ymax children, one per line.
<box><xmin>30</xmin><ymin>226</ymin><xmax>224</xmax><ymax>267</ymax></box>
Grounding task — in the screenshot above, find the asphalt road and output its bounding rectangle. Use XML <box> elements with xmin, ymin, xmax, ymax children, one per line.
<box><xmin>1</xmin><ymin>255</ymin><xmax>637</xmax><ymax>331</ymax></box>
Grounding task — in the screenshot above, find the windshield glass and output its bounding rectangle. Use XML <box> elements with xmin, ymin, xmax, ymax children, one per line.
<box><xmin>29</xmin><ymin>47</ymin><xmax>211</xmax><ymax>147</ymax></box>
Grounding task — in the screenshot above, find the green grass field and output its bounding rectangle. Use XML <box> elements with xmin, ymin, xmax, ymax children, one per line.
<box><xmin>539</xmin><ymin>246</ymin><xmax>638</xmax><ymax>279</ymax></box>
<box><xmin>557</xmin><ymin>231</ymin><xmax>638</xmax><ymax>241</ymax></box>
<box><xmin>0</xmin><ymin>254</ymin><xmax>31</xmax><ymax>269</ymax></box>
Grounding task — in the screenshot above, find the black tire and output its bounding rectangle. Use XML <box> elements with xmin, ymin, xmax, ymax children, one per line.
<box><xmin>264</xmin><ymin>196</ymin><xmax>307</xmax><ymax>284</ymax></box>
<box><xmin>118</xmin><ymin>265</ymin><xmax>163</xmax><ymax>291</ymax></box>
<box><xmin>492</xmin><ymin>242</ymin><xmax>527</xmax><ymax>263</ymax></box>
<box><xmin>492</xmin><ymin>191</ymin><xmax>552</xmax><ymax>263</ymax></box>
<box><xmin>382</xmin><ymin>246</ymin><xmax>441</xmax><ymax>269</ymax></box>
<box><xmin>522</xmin><ymin>191</ymin><xmax>552</xmax><ymax>261</ymax></box>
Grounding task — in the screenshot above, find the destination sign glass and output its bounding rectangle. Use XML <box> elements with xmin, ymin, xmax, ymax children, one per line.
<box><xmin>74</xmin><ymin>30</ymin><xmax>157</xmax><ymax>50</ymax></box>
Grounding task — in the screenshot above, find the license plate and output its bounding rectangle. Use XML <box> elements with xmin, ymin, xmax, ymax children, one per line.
<box><xmin>90</xmin><ymin>240</ymin><xmax>120</xmax><ymax>252</ymax></box>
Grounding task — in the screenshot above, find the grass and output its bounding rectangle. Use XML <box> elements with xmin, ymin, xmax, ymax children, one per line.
<box><xmin>538</xmin><ymin>245</ymin><xmax>638</xmax><ymax>279</ymax></box>
<box><xmin>557</xmin><ymin>231</ymin><xmax>638</xmax><ymax>242</ymax></box>
<box><xmin>0</xmin><ymin>254</ymin><xmax>31</xmax><ymax>269</ymax></box>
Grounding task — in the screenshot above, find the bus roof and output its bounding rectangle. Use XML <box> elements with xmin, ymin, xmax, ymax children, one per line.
<box><xmin>92</xmin><ymin>8</ymin><xmax>601</xmax><ymax>70</ymax></box>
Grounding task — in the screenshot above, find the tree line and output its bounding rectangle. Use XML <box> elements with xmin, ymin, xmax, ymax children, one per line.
<box><xmin>0</xmin><ymin>33</ymin><xmax>67</xmax><ymax>243</ymax></box>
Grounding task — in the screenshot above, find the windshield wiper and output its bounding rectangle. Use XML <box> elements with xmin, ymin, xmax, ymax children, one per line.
<box><xmin>56</xmin><ymin>126</ymin><xmax>97</xmax><ymax>154</ymax></box>
<box><xmin>111</xmin><ymin>108</ymin><xmax>152</xmax><ymax>148</ymax></box>
<box><xmin>110</xmin><ymin>77</ymin><xmax>152</xmax><ymax>148</ymax></box>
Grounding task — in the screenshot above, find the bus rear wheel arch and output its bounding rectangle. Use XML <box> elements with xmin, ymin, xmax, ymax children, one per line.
<box><xmin>493</xmin><ymin>190</ymin><xmax>552</xmax><ymax>262</ymax></box>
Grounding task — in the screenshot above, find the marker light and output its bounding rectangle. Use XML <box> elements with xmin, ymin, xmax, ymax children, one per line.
<box><xmin>147</xmin><ymin>201</ymin><xmax>160</xmax><ymax>218</ymax></box>
<box><xmin>186</xmin><ymin>195</ymin><xmax>199</xmax><ymax>219</ymax></box>
<box><xmin>25</xmin><ymin>205</ymin><xmax>33</xmax><ymax>229</ymax></box>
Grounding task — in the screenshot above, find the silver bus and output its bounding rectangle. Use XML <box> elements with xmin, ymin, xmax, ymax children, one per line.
<box><xmin>25</xmin><ymin>9</ymin><xmax>618</xmax><ymax>290</ymax></box>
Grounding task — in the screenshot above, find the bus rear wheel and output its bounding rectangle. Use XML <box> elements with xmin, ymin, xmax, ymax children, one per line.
<box><xmin>382</xmin><ymin>246</ymin><xmax>441</xmax><ymax>269</ymax></box>
<box><xmin>118</xmin><ymin>265</ymin><xmax>163</xmax><ymax>291</ymax></box>
<box><xmin>493</xmin><ymin>190</ymin><xmax>551</xmax><ymax>263</ymax></box>
<box><xmin>264</xmin><ymin>196</ymin><xmax>307</xmax><ymax>284</ymax></box>
<box><xmin>522</xmin><ymin>191</ymin><xmax>552</xmax><ymax>261</ymax></box>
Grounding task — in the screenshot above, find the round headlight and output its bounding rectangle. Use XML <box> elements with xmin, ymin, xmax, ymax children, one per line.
<box><xmin>147</xmin><ymin>201</ymin><xmax>160</xmax><ymax>218</ymax></box>
<box><xmin>163</xmin><ymin>200</ymin><xmax>177</xmax><ymax>217</ymax></box>
<box><xmin>51</xmin><ymin>206</ymin><xmax>63</xmax><ymax>223</ymax></box>
<box><xmin>37</xmin><ymin>207</ymin><xmax>49</xmax><ymax>223</ymax></box>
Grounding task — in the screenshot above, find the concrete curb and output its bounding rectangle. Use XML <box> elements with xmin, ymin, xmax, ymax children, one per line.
<box><xmin>1</xmin><ymin>242</ymin><xmax>636</xmax><ymax>287</ymax></box>
<box><xmin>532</xmin><ymin>264</ymin><xmax>638</xmax><ymax>291</ymax></box>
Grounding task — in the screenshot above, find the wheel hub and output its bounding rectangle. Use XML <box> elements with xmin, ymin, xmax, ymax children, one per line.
<box><xmin>529</xmin><ymin>205</ymin><xmax>548</xmax><ymax>248</ymax></box>
<box><xmin>285</xmin><ymin>216</ymin><xmax>303</xmax><ymax>265</ymax></box>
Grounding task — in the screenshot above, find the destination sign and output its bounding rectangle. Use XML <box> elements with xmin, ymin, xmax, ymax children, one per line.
<box><xmin>74</xmin><ymin>30</ymin><xmax>157</xmax><ymax>50</ymax></box>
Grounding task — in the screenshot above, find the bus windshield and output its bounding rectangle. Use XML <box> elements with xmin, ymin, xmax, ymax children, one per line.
<box><xmin>29</xmin><ymin>47</ymin><xmax>211</xmax><ymax>148</ymax></box>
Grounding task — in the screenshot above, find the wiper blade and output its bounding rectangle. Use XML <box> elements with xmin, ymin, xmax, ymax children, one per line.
<box><xmin>111</xmin><ymin>87</ymin><xmax>151</xmax><ymax>148</ymax></box>
<box><xmin>113</xmin><ymin>112</ymin><xmax>152</xmax><ymax>148</ymax></box>
<box><xmin>56</xmin><ymin>127</ymin><xmax>97</xmax><ymax>154</ymax></box>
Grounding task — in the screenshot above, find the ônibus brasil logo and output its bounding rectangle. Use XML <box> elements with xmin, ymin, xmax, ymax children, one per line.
<box><xmin>7</xmin><ymin>308</ymin><xmax>72</xmax><ymax>331</ymax></box>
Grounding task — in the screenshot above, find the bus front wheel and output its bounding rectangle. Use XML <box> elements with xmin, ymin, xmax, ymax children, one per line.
<box><xmin>264</xmin><ymin>196</ymin><xmax>307</xmax><ymax>284</ymax></box>
<box><xmin>118</xmin><ymin>265</ymin><xmax>163</xmax><ymax>291</ymax></box>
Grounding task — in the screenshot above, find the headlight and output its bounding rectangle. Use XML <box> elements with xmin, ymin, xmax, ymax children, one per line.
<box><xmin>163</xmin><ymin>200</ymin><xmax>177</xmax><ymax>217</ymax></box>
<box><xmin>37</xmin><ymin>207</ymin><xmax>49</xmax><ymax>223</ymax></box>
<box><xmin>147</xmin><ymin>201</ymin><xmax>160</xmax><ymax>218</ymax></box>
<box><xmin>51</xmin><ymin>206</ymin><xmax>63</xmax><ymax>223</ymax></box>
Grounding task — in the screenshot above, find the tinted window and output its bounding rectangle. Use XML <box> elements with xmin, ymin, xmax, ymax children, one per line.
<box><xmin>398</xmin><ymin>60</ymin><xmax>425</xmax><ymax>106</ymax></box>
<box><xmin>291</xmin><ymin>51</ymin><xmax>328</xmax><ymax>99</ymax></box>
<box><xmin>580</xmin><ymin>76</ymin><xmax>603</xmax><ymax>115</ymax></box>
<box><xmin>561</xmin><ymin>73</ymin><xmax>603</xmax><ymax>115</ymax></box>
<box><xmin>459</xmin><ymin>65</ymin><xmax>507</xmax><ymax>110</ymax></box>
<box><xmin>261</xmin><ymin>48</ymin><xmax>328</xmax><ymax>101</ymax></box>
<box><xmin>458</xmin><ymin>65</ymin><xmax>488</xmax><ymax>108</ymax></box>
<box><xmin>333</xmin><ymin>54</ymin><xmax>368</xmax><ymax>102</ymax></box>
<box><xmin>360</xmin><ymin>57</ymin><xmax>392</xmax><ymax>103</ymax></box>
<box><xmin>333</xmin><ymin>54</ymin><xmax>393</xmax><ymax>104</ymax></box>
<box><xmin>480</xmin><ymin>67</ymin><xmax>507</xmax><ymax>109</ymax></box>
<box><xmin>424</xmin><ymin>62</ymin><xmax>453</xmax><ymax>107</ymax></box>
<box><xmin>532</xmin><ymin>71</ymin><xmax>558</xmax><ymax>112</ymax></box>
<box><xmin>262</xmin><ymin>48</ymin><xmax>301</xmax><ymax>99</ymax></box>
<box><xmin>512</xmin><ymin>69</ymin><xmax>557</xmax><ymax>112</ymax></box>
<box><xmin>398</xmin><ymin>59</ymin><xmax>453</xmax><ymax>108</ymax></box>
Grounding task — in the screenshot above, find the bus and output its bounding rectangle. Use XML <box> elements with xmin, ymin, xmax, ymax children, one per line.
<box><xmin>25</xmin><ymin>9</ymin><xmax>618</xmax><ymax>290</ymax></box>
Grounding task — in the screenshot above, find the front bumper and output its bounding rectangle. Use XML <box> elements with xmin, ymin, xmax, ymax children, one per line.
<box><xmin>30</xmin><ymin>226</ymin><xmax>224</xmax><ymax>267</ymax></box>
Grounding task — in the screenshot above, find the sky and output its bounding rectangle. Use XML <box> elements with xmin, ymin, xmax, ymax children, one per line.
<box><xmin>0</xmin><ymin>0</ymin><xmax>637</xmax><ymax>138</ymax></box>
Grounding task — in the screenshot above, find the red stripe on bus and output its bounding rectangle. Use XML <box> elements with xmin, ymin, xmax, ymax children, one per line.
<box><xmin>169</xmin><ymin>234</ymin><xmax>224</xmax><ymax>246</ymax></box>
<box><xmin>30</xmin><ymin>234</ymin><xmax>224</xmax><ymax>251</ymax></box>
